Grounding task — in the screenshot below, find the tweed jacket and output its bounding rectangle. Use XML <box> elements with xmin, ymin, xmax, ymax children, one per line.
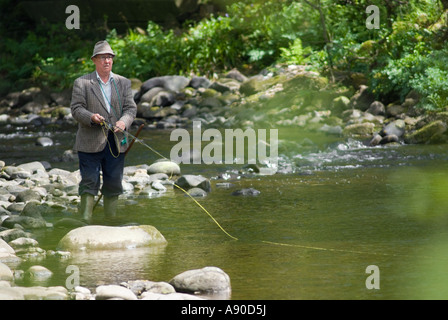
<box><xmin>70</xmin><ymin>71</ymin><xmax>137</xmax><ymax>153</ymax></box>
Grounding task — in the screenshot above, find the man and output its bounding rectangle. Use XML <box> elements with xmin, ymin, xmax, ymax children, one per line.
<box><xmin>70</xmin><ymin>40</ymin><xmax>137</xmax><ymax>222</ymax></box>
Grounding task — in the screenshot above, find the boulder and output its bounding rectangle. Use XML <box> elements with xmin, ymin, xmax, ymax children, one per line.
<box><xmin>0</xmin><ymin>287</ymin><xmax>25</xmax><ymax>300</ymax></box>
<box><xmin>404</xmin><ymin>120</ymin><xmax>447</xmax><ymax>144</ymax></box>
<box><xmin>2</xmin><ymin>216</ymin><xmax>47</xmax><ymax>229</ymax></box>
<box><xmin>0</xmin><ymin>262</ymin><xmax>14</xmax><ymax>282</ymax></box>
<box><xmin>25</xmin><ymin>265</ymin><xmax>53</xmax><ymax>281</ymax></box>
<box><xmin>348</xmin><ymin>85</ymin><xmax>375</xmax><ymax>111</ymax></box>
<box><xmin>12</xmin><ymin>286</ymin><xmax>68</xmax><ymax>300</ymax></box>
<box><xmin>57</xmin><ymin>225</ymin><xmax>167</xmax><ymax>251</ymax></box>
<box><xmin>147</xmin><ymin>160</ymin><xmax>181</xmax><ymax>176</ymax></box>
<box><xmin>175</xmin><ymin>175</ymin><xmax>211</xmax><ymax>193</ymax></box>
<box><xmin>137</xmin><ymin>75</ymin><xmax>190</xmax><ymax>101</ymax></box>
<box><xmin>231</xmin><ymin>188</ymin><xmax>260</xmax><ymax>196</ymax></box>
<box><xmin>380</xmin><ymin>119</ymin><xmax>406</xmax><ymax>138</ymax></box>
<box><xmin>332</xmin><ymin>96</ymin><xmax>350</xmax><ymax>114</ymax></box>
<box><xmin>95</xmin><ymin>285</ymin><xmax>138</xmax><ymax>300</ymax></box>
<box><xmin>169</xmin><ymin>266</ymin><xmax>231</xmax><ymax>294</ymax></box>
<box><xmin>342</xmin><ymin>122</ymin><xmax>376</xmax><ymax>138</ymax></box>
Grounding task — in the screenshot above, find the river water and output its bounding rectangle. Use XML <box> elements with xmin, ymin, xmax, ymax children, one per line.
<box><xmin>2</xmin><ymin>124</ymin><xmax>448</xmax><ymax>299</ymax></box>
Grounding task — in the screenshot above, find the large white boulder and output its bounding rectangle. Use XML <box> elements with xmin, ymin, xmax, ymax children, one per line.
<box><xmin>57</xmin><ymin>225</ymin><xmax>167</xmax><ymax>251</ymax></box>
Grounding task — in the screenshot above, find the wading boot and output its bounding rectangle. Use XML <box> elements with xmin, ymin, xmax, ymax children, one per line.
<box><xmin>104</xmin><ymin>195</ymin><xmax>119</xmax><ymax>219</ymax></box>
<box><xmin>79</xmin><ymin>193</ymin><xmax>94</xmax><ymax>223</ymax></box>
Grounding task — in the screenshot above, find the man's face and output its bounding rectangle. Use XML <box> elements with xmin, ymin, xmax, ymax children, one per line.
<box><xmin>93</xmin><ymin>54</ymin><xmax>114</xmax><ymax>75</ymax></box>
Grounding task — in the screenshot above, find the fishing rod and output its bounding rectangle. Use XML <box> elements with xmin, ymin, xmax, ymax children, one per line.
<box><xmin>100</xmin><ymin>121</ymin><xmax>239</xmax><ymax>241</ymax></box>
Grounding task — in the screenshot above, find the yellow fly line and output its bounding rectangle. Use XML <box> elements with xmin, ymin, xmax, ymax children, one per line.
<box><xmin>101</xmin><ymin>121</ymin><xmax>239</xmax><ymax>241</ymax></box>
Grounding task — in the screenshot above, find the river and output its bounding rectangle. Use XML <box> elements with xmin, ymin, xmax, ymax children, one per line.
<box><xmin>2</xmin><ymin>123</ymin><xmax>448</xmax><ymax>299</ymax></box>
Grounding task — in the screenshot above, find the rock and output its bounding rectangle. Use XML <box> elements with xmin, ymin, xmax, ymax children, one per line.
<box><xmin>0</xmin><ymin>228</ymin><xmax>31</xmax><ymax>243</ymax></box>
<box><xmin>25</xmin><ymin>265</ymin><xmax>53</xmax><ymax>281</ymax></box>
<box><xmin>348</xmin><ymin>85</ymin><xmax>375</xmax><ymax>111</ymax></box>
<box><xmin>380</xmin><ymin>134</ymin><xmax>399</xmax><ymax>145</ymax></box>
<box><xmin>184</xmin><ymin>187</ymin><xmax>208</xmax><ymax>197</ymax></box>
<box><xmin>36</xmin><ymin>137</ymin><xmax>53</xmax><ymax>147</ymax></box>
<box><xmin>231</xmin><ymin>188</ymin><xmax>260</xmax><ymax>196</ymax></box>
<box><xmin>17</xmin><ymin>161</ymin><xmax>46</xmax><ymax>174</ymax></box>
<box><xmin>332</xmin><ymin>96</ymin><xmax>350</xmax><ymax>114</ymax></box>
<box><xmin>175</xmin><ymin>175</ymin><xmax>211</xmax><ymax>193</ymax></box>
<box><xmin>225</xmin><ymin>68</ymin><xmax>248</xmax><ymax>82</ymax></box>
<box><xmin>147</xmin><ymin>160</ymin><xmax>181</xmax><ymax>175</ymax></box>
<box><xmin>380</xmin><ymin>119</ymin><xmax>406</xmax><ymax>138</ymax></box>
<box><xmin>16</xmin><ymin>190</ymin><xmax>42</xmax><ymax>203</ymax></box>
<box><xmin>387</xmin><ymin>104</ymin><xmax>406</xmax><ymax>117</ymax></box>
<box><xmin>369</xmin><ymin>133</ymin><xmax>382</xmax><ymax>146</ymax></box>
<box><xmin>13</xmin><ymin>286</ymin><xmax>68</xmax><ymax>300</ymax></box>
<box><xmin>121</xmin><ymin>280</ymin><xmax>176</xmax><ymax>296</ymax></box>
<box><xmin>137</xmin><ymin>75</ymin><xmax>190</xmax><ymax>101</ymax></box>
<box><xmin>0</xmin><ymin>238</ymin><xmax>15</xmax><ymax>259</ymax></box>
<box><xmin>343</xmin><ymin>122</ymin><xmax>376</xmax><ymax>138</ymax></box>
<box><xmin>149</xmin><ymin>90</ymin><xmax>176</xmax><ymax>107</ymax></box>
<box><xmin>2</xmin><ymin>216</ymin><xmax>47</xmax><ymax>229</ymax></box>
<box><xmin>53</xmin><ymin>217</ymin><xmax>88</xmax><ymax>229</ymax></box>
<box><xmin>0</xmin><ymin>287</ymin><xmax>25</xmax><ymax>300</ymax></box>
<box><xmin>57</xmin><ymin>225</ymin><xmax>167</xmax><ymax>251</ymax></box>
<box><xmin>95</xmin><ymin>284</ymin><xmax>138</xmax><ymax>300</ymax></box>
<box><xmin>71</xmin><ymin>286</ymin><xmax>92</xmax><ymax>300</ymax></box>
<box><xmin>169</xmin><ymin>266</ymin><xmax>231</xmax><ymax>294</ymax></box>
<box><xmin>8</xmin><ymin>237</ymin><xmax>39</xmax><ymax>252</ymax></box>
<box><xmin>404</xmin><ymin>120</ymin><xmax>447</xmax><ymax>144</ymax></box>
<box><xmin>367</xmin><ymin>101</ymin><xmax>386</xmax><ymax>116</ymax></box>
<box><xmin>189</xmin><ymin>76</ymin><xmax>211</xmax><ymax>89</ymax></box>
<box><xmin>0</xmin><ymin>262</ymin><xmax>13</xmax><ymax>282</ymax></box>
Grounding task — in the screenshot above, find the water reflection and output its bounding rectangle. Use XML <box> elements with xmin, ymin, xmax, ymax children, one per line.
<box><xmin>69</xmin><ymin>246</ymin><xmax>166</xmax><ymax>288</ymax></box>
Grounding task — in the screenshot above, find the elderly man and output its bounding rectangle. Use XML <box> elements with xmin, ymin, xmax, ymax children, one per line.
<box><xmin>70</xmin><ymin>40</ymin><xmax>137</xmax><ymax>222</ymax></box>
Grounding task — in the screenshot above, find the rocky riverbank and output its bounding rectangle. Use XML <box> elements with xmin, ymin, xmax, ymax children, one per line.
<box><xmin>0</xmin><ymin>157</ymin><xmax>237</xmax><ymax>300</ymax></box>
<box><xmin>2</xmin><ymin>64</ymin><xmax>448</xmax><ymax>150</ymax></box>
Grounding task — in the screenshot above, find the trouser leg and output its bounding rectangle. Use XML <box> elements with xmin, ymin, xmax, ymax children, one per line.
<box><xmin>101</xmin><ymin>132</ymin><xmax>125</xmax><ymax>197</ymax></box>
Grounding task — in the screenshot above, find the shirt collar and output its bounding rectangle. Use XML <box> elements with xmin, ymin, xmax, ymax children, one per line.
<box><xmin>96</xmin><ymin>71</ymin><xmax>114</xmax><ymax>84</ymax></box>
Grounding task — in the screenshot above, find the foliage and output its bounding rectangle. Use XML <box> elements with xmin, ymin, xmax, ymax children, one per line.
<box><xmin>2</xmin><ymin>0</ymin><xmax>448</xmax><ymax>111</ymax></box>
<box><xmin>278</xmin><ymin>38</ymin><xmax>312</xmax><ymax>66</ymax></box>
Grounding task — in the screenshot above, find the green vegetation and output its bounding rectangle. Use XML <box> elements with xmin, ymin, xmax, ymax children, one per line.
<box><xmin>1</xmin><ymin>0</ymin><xmax>448</xmax><ymax>110</ymax></box>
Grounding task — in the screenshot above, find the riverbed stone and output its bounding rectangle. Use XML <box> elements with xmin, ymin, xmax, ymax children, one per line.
<box><xmin>95</xmin><ymin>284</ymin><xmax>138</xmax><ymax>300</ymax></box>
<box><xmin>121</xmin><ymin>280</ymin><xmax>176</xmax><ymax>296</ymax></box>
<box><xmin>2</xmin><ymin>216</ymin><xmax>47</xmax><ymax>229</ymax></box>
<box><xmin>0</xmin><ymin>286</ymin><xmax>25</xmax><ymax>300</ymax></box>
<box><xmin>26</xmin><ymin>265</ymin><xmax>53</xmax><ymax>281</ymax></box>
<box><xmin>231</xmin><ymin>188</ymin><xmax>260</xmax><ymax>196</ymax></box>
<box><xmin>169</xmin><ymin>266</ymin><xmax>231</xmax><ymax>294</ymax></box>
<box><xmin>17</xmin><ymin>161</ymin><xmax>47</xmax><ymax>174</ymax></box>
<box><xmin>404</xmin><ymin>120</ymin><xmax>447</xmax><ymax>144</ymax></box>
<box><xmin>342</xmin><ymin>122</ymin><xmax>376</xmax><ymax>138</ymax></box>
<box><xmin>57</xmin><ymin>225</ymin><xmax>167</xmax><ymax>251</ymax></box>
<box><xmin>175</xmin><ymin>175</ymin><xmax>211</xmax><ymax>193</ymax></box>
<box><xmin>147</xmin><ymin>160</ymin><xmax>181</xmax><ymax>176</ymax></box>
<box><xmin>0</xmin><ymin>228</ymin><xmax>31</xmax><ymax>243</ymax></box>
<box><xmin>13</xmin><ymin>286</ymin><xmax>68</xmax><ymax>300</ymax></box>
<box><xmin>0</xmin><ymin>262</ymin><xmax>14</xmax><ymax>281</ymax></box>
<box><xmin>380</xmin><ymin>119</ymin><xmax>406</xmax><ymax>138</ymax></box>
<box><xmin>348</xmin><ymin>85</ymin><xmax>375</xmax><ymax>111</ymax></box>
<box><xmin>15</xmin><ymin>190</ymin><xmax>43</xmax><ymax>203</ymax></box>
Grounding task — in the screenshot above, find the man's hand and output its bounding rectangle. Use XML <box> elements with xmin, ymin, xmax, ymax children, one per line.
<box><xmin>91</xmin><ymin>113</ymin><xmax>105</xmax><ymax>124</ymax></box>
<box><xmin>114</xmin><ymin>120</ymin><xmax>126</xmax><ymax>132</ymax></box>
